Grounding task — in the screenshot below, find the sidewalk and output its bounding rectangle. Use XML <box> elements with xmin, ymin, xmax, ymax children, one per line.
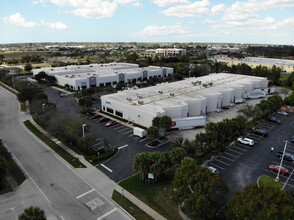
<box><xmin>21</xmin><ymin>112</ymin><xmax>166</xmax><ymax>220</ymax></box>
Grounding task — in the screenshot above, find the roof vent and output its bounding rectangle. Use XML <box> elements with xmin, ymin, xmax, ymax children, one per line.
<box><xmin>158</xmin><ymin>90</ymin><xmax>163</xmax><ymax>94</ymax></box>
<box><xmin>138</xmin><ymin>100</ymin><xmax>144</xmax><ymax>105</ymax></box>
<box><xmin>170</xmin><ymin>93</ymin><xmax>175</xmax><ymax>96</ymax></box>
<box><xmin>126</xmin><ymin>97</ymin><xmax>132</xmax><ymax>101</ymax></box>
<box><xmin>208</xmin><ymin>82</ymin><xmax>213</xmax><ymax>86</ymax></box>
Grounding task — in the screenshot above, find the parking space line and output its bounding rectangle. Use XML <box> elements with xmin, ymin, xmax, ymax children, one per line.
<box><xmin>209</xmin><ymin>162</ymin><xmax>225</xmax><ymax>170</ymax></box>
<box><xmin>76</xmin><ymin>188</ymin><xmax>95</xmax><ymax>199</ymax></box>
<box><xmin>228</xmin><ymin>149</ymin><xmax>244</xmax><ymax>155</ymax></box>
<box><xmin>92</xmin><ymin>142</ymin><xmax>101</xmax><ymax>147</ymax></box>
<box><xmin>117</xmin><ymin>127</ymin><xmax>130</xmax><ymax>132</ymax></box>
<box><xmin>214</xmin><ymin>159</ymin><xmax>230</xmax><ymax>166</ymax></box>
<box><xmin>248</xmin><ymin>134</ymin><xmax>263</xmax><ymax>139</ymax></box>
<box><xmin>101</xmin><ymin>164</ymin><xmax>113</xmax><ymax>173</ymax></box>
<box><xmin>123</xmin><ymin>130</ymin><xmax>133</xmax><ymax>135</ymax></box>
<box><xmin>235</xmin><ymin>143</ymin><xmax>252</xmax><ymax>149</ymax></box>
<box><xmin>113</xmin><ymin>125</ymin><xmax>123</xmax><ymax>130</ymax></box>
<box><xmin>139</xmin><ymin>137</ymin><xmax>148</xmax><ymax>143</ymax></box>
<box><xmin>231</xmin><ymin>146</ymin><xmax>247</xmax><ymax>152</ymax></box>
<box><xmin>97</xmin><ymin>208</ymin><xmax>118</xmax><ymax>220</ymax></box>
<box><xmin>118</xmin><ymin>144</ymin><xmax>128</xmax><ymax>150</ymax></box>
<box><xmin>220</xmin><ymin>155</ymin><xmax>235</xmax><ymax>162</ymax></box>
<box><xmin>224</xmin><ymin>152</ymin><xmax>239</xmax><ymax>158</ymax></box>
<box><xmin>128</xmin><ymin>134</ymin><xmax>134</xmax><ymax>137</ymax></box>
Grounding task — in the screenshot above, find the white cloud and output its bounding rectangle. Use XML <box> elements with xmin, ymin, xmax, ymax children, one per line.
<box><xmin>211</xmin><ymin>4</ymin><xmax>225</xmax><ymax>15</ymax></box>
<box><xmin>49</xmin><ymin>0</ymin><xmax>142</xmax><ymax>19</ymax></box>
<box><xmin>45</xmin><ymin>21</ymin><xmax>69</xmax><ymax>30</ymax></box>
<box><xmin>32</xmin><ymin>0</ymin><xmax>48</xmax><ymax>4</ymax></box>
<box><xmin>160</xmin><ymin>0</ymin><xmax>211</xmax><ymax>17</ymax></box>
<box><xmin>136</xmin><ymin>24</ymin><xmax>188</xmax><ymax>37</ymax></box>
<box><xmin>3</xmin><ymin>12</ymin><xmax>39</xmax><ymax>28</ymax></box>
<box><xmin>4</xmin><ymin>12</ymin><xmax>69</xmax><ymax>30</ymax></box>
<box><xmin>152</xmin><ymin>0</ymin><xmax>188</xmax><ymax>7</ymax></box>
<box><xmin>276</xmin><ymin>17</ymin><xmax>294</xmax><ymax>29</ymax></box>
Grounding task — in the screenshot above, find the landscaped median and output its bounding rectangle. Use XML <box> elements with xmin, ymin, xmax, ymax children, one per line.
<box><xmin>112</xmin><ymin>174</ymin><xmax>180</xmax><ymax>220</ymax></box>
<box><xmin>23</xmin><ymin>120</ymin><xmax>85</xmax><ymax>168</ymax></box>
<box><xmin>257</xmin><ymin>175</ymin><xmax>283</xmax><ymax>189</ymax></box>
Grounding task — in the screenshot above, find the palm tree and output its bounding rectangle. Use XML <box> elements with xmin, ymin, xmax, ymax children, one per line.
<box><xmin>19</xmin><ymin>206</ymin><xmax>46</xmax><ymax>220</ymax></box>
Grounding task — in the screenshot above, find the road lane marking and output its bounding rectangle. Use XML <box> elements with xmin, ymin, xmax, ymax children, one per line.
<box><xmin>220</xmin><ymin>155</ymin><xmax>235</xmax><ymax>162</ymax></box>
<box><xmin>128</xmin><ymin>134</ymin><xmax>134</xmax><ymax>137</ymax></box>
<box><xmin>101</xmin><ymin>164</ymin><xmax>113</xmax><ymax>172</ymax></box>
<box><xmin>118</xmin><ymin>144</ymin><xmax>128</xmax><ymax>150</ymax></box>
<box><xmin>214</xmin><ymin>159</ymin><xmax>230</xmax><ymax>166</ymax></box>
<box><xmin>76</xmin><ymin>188</ymin><xmax>95</xmax><ymax>199</ymax></box>
<box><xmin>97</xmin><ymin>208</ymin><xmax>117</xmax><ymax>220</ymax></box>
<box><xmin>86</xmin><ymin>197</ymin><xmax>105</xmax><ymax>211</ymax></box>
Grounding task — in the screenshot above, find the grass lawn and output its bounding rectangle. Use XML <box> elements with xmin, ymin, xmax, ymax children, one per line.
<box><xmin>119</xmin><ymin>174</ymin><xmax>180</xmax><ymax>220</ymax></box>
<box><xmin>112</xmin><ymin>190</ymin><xmax>153</xmax><ymax>220</ymax></box>
<box><xmin>24</xmin><ymin>120</ymin><xmax>85</xmax><ymax>168</ymax></box>
<box><xmin>258</xmin><ymin>175</ymin><xmax>283</xmax><ymax>189</ymax></box>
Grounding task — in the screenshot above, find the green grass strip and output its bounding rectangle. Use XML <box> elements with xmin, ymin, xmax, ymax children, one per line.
<box><xmin>24</xmin><ymin>120</ymin><xmax>85</xmax><ymax>168</ymax></box>
<box><xmin>258</xmin><ymin>175</ymin><xmax>283</xmax><ymax>189</ymax></box>
<box><xmin>112</xmin><ymin>190</ymin><xmax>153</xmax><ymax>220</ymax></box>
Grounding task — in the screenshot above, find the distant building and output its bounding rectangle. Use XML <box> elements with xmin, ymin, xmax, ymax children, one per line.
<box><xmin>32</xmin><ymin>62</ymin><xmax>173</xmax><ymax>90</ymax></box>
<box><xmin>155</xmin><ymin>48</ymin><xmax>186</xmax><ymax>57</ymax></box>
<box><xmin>101</xmin><ymin>73</ymin><xmax>269</xmax><ymax>128</ymax></box>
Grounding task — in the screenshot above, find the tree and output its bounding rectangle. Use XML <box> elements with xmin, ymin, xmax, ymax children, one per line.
<box><xmin>0</xmin><ymin>156</ymin><xmax>7</xmax><ymax>184</ymax></box>
<box><xmin>226</xmin><ymin>184</ymin><xmax>294</xmax><ymax>219</ymax></box>
<box><xmin>169</xmin><ymin>147</ymin><xmax>187</xmax><ymax>166</ymax></box>
<box><xmin>24</xmin><ymin>63</ymin><xmax>33</xmax><ymax>72</ymax></box>
<box><xmin>78</xmin><ymin>96</ymin><xmax>93</xmax><ymax>110</ymax></box>
<box><xmin>19</xmin><ymin>206</ymin><xmax>47</xmax><ymax>220</ymax></box>
<box><xmin>146</xmin><ymin>126</ymin><xmax>159</xmax><ymax>141</ymax></box>
<box><xmin>173</xmin><ymin>157</ymin><xmax>229</xmax><ymax>219</ymax></box>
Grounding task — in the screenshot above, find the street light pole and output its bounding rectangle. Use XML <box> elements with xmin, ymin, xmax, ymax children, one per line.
<box><xmin>82</xmin><ymin>124</ymin><xmax>86</xmax><ymax>146</ymax></box>
<box><xmin>42</xmin><ymin>103</ymin><xmax>45</xmax><ymax>111</ymax></box>
<box><xmin>276</xmin><ymin>141</ymin><xmax>288</xmax><ymax>182</ymax></box>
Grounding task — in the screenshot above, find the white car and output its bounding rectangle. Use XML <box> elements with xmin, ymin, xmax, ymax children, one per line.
<box><xmin>277</xmin><ymin>111</ymin><xmax>288</xmax><ymax>116</ymax></box>
<box><xmin>207</xmin><ymin>166</ymin><xmax>219</xmax><ymax>174</ymax></box>
<box><xmin>237</xmin><ymin>137</ymin><xmax>254</xmax><ymax>146</ymax></box>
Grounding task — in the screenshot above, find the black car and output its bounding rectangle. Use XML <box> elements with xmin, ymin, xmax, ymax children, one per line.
<box><xmin>252</xmin><ymin>128</ymin><xmax>268</xmax><ymax>136</ymax></box>
<box><xmin>267</xmin><ymin>116</ymin><xmax>281</xmax><ymax>124</ymax></box>
<box><xmin>277</xmin><ymin>151</ymin><xmax>294</xmax><ymax>163</ymax></box>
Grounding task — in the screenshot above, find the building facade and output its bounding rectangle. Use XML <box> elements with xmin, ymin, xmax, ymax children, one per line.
<box><xmin>155</xmin><ymin>48</ymin><xmax>187</xmax><ymax>57</ymax></box>
<box><xmin>32</xmin><ymin>62</ymin><xmax>173</xmax><ymax>90</ymax></box>
<box><xmin>101</xmin><ymin>73</ymin><xmax>269</xmax><ymax>128</ymax></box>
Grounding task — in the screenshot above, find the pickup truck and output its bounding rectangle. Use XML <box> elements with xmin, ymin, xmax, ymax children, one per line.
<box><xmin>237</xmin><ymin>137</ymin><xmax>254</xmax><ymax>146</ymax></box>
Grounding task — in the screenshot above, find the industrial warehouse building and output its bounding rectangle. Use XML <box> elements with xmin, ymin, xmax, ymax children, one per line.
<box><xmin>101</xmin><ymin>73</ymin><xmax>270</xmax><ymax>129</ymax></box>
<box><xmin>32</xmin><ymin>63</ymin><xmax>173</xmax><ymax>90</ymax></box>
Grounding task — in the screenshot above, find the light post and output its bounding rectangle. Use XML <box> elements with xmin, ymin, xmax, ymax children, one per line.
<box><xmin>82</xmin><ymin>124</ymin><xmax>86</xmax><ymax>146</ymax></box>
<box><xmin>42</xmin><ymin>103</ymin><xmax>45</xmax><ymax>111</ymax></box>
<box><xmin>276</xmin><ymin>141</ymin><xmax>288</xmax><ymax>182</ymax></box>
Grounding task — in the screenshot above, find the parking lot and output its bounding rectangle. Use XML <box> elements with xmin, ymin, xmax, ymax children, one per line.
<box><xmin>206</xmin><ymin>112</ymin><xmax>294</xmax><ymax>194</ymax></box>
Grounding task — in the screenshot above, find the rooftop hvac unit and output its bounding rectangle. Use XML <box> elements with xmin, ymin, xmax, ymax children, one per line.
<box><xmin>170</xmin><ymin>93</ymin><xmax>175</xmax><ymax>96</ymax></box>
<box><xmin>191</xmin><ymin>82</ymin><xmax>197</xmax><ymax>85</ymax></box>
<box><xmin>203</xmin><ymin>83</ymin><xmax>208</xmax><ymax>87</ymax></box>
<box><xmin>208</xmin><ymin>82</ymin><xmax>213</xmax><ymax>86</ymax></box>
<box><xmin>126</xmin><ymin>97</ymin><xmax>132</xmax><ymax>101</ymax></box>
<box><xmin>138</xmin><ymin>100</ymin><xmax>144</xmax><ymax>105</ymax></box>
<box><xmin>158</xmin><ymin>90</ymin><xmax>163</xmax><ymax>94</ymax></box>
<box><xmin>137</xmin><ymin>95</ymin><xmax>143</xmax><ymax>98</ymax></box>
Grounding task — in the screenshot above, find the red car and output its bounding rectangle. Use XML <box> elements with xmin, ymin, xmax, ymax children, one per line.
<box><xmin>105</xmin><ymin>120</ymin><xmax>118</xmax><ymax>127</ymax></box>
<box><xmin>90</xmin><ymin>114</ymin><xmax>102</xmax><ymax>119</ymax></box>
<box><xmin>268</xmin><ymin>165</ymin><xmax>289</xmax><ymax>175</ymax></box>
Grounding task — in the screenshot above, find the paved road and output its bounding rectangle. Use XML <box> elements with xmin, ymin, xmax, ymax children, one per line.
<box><xmin>0</xmin><ymin>87</ymin><xmax>131</xmax><ymax>220</ymax></box>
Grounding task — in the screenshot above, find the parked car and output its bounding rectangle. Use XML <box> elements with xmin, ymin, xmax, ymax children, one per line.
<box><xmin>105</xmin><ymin>120</ymin><xmax>118</xmax><ymax>127</ymax></box>
<box><xmin>268</xmin><ymin>165</ymin><xmax>289</xmax><ymax>175</ymax></box>
<box><xmin>90</xmin><ymin>114</ymin><xmax>102</xmax><ymax>119</ymax></box>
<box><xmin>277</xmin><ymin>111</ymin><xmax>288</xmax><ymax>116</ymax></box>
<box><xmin>277</xmin><ymin>151</ymin><xmax>294</xmax><ymax>163</ymax></box>
<box><xmin>267</xmin><ymin>116</ymin><xmax>281</xmax><ymax>124</ymax></box>
<box><xmin>252</xmin><ymin>128</ymin><xmax>268</xmax><ymax>137</ymax></box>
<box><xmin>98</xmin><ymin>117</ymin><xmax>110</xmax><ymax>123</ymax></box>
<box><xmin>207</xmin><ymin>166</ymin><xmax>219</xmax><ymax>174</ymax></box>
<box><xmin>237</xmin><ymin>137</ymin><xmax>254</xmax><ymax>146</ymax></box>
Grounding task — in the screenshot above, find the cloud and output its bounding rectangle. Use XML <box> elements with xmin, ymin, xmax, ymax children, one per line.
<box><xmin>49</xmin><ymin>0</ymin><xmax>142</xmax><ymax>19</ymax></box>
<box><xmin>4</xmin><ymin>12</ymin><xmax>69</xmax><ymax>30</ymax></box>
<box><xmin>151</xmin><ymin>0</ymin><xmax>188</xmax><ymax>7</ymax></box>
<box><xmin>3</xmin><ymin>12</ymin><xmax>39</xmax><ymax>28</ymax></box>
<box><xmin>160</xmin><ymin>0</ymin><xmax>211</xmax><ymax>17</ymax></box>
<box><xmin>136</xmin><ymin>24</ymin><xmax>188</xmax><ymax>37</ymax></box>
<box><xmin>44</xmin><ymin>21</ymin><xmax>69</xmax><ymax>30</ymax></box>
<box><xmin>211</xmin><ymin>4</ymin><xmax>225</xmax><ymax>15</ymax></box>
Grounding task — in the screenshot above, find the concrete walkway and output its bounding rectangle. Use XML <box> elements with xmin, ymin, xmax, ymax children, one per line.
<box><xmin>20</xmin><ymin>112</ymin><xmax>166</xmax><ymax>220</ymax></box>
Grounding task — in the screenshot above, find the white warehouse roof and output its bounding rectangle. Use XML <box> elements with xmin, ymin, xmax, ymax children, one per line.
<box><xmin>101</xmin><ymin>73</ymin><xmax>269</xmax><ymax>127</ymax></box>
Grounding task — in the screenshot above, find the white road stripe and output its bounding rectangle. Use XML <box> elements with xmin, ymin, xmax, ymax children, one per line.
<box><xmin>113</xmin><ymin>126</ymin><xmax>124</xmax><ymax>130</ymax></box>
<box><xmin>214</xmin><ymin>159</ymin><xmax>230</xmax><ymax>166</ymax></box>
<box><xmin>101</xmin><ymin>164</ymin><xmax>113</xmax><ymax>172</ymax></box>
<box><xmin>118</xmin><ymin>144</ymin><xmax>128</xmax><ymax>150</ymax></box>
<box><xmin>117</xmin><ymin>127</ymin><xmax>129</xmax><ymax>132</ymax></box>
<box><xmin>97</xmin><ymin>208</ymin><xmax>117</xmax><ymax>220</ymax></box>
<box><xmin>231</xmin><ymin>146</ymin><xmax>247</xmax><ymax>152</ymax></box>
<box><xmin>123</xmin><ymin>130</ymin><xmax>133</xmax><ymax>134</ymax></box>
<box><xmin>139</xmin><ymin>137</ymin><xmax>148</xmax><ymax>143</ymax></box>
<box><xmin>76</xmin><ymin>188</ymin><xmax>95</xmax><ymax>199</ymax></box>
<box><xmin>220</xmin><ymin>155</ymin><xmax>235</xmax><ymax>162</ymax></box>
<box><xmin>224</xmin><ymin>152</ymin><xmax>239</xmax><ymax>158</ymax></box>
<box><xmin>228</xmin><ymin>149</ymin><xmax>244</xmax><ymax>155</ymax></box>
<box><xmin>209</xmin><ymin>163</ymin><xmax>225</xmax><ymax>170</ymax></box>
<box><xmin>128</xmin><ymin>134</ymin><xmax>134</xmax><ymax>137</ymax></box>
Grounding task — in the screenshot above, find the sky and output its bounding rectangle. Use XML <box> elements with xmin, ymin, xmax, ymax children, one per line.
<box><xmin>1</xmin><ymin>0</ymin><xmax>294</xmax><ymax>45</ymax></box>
